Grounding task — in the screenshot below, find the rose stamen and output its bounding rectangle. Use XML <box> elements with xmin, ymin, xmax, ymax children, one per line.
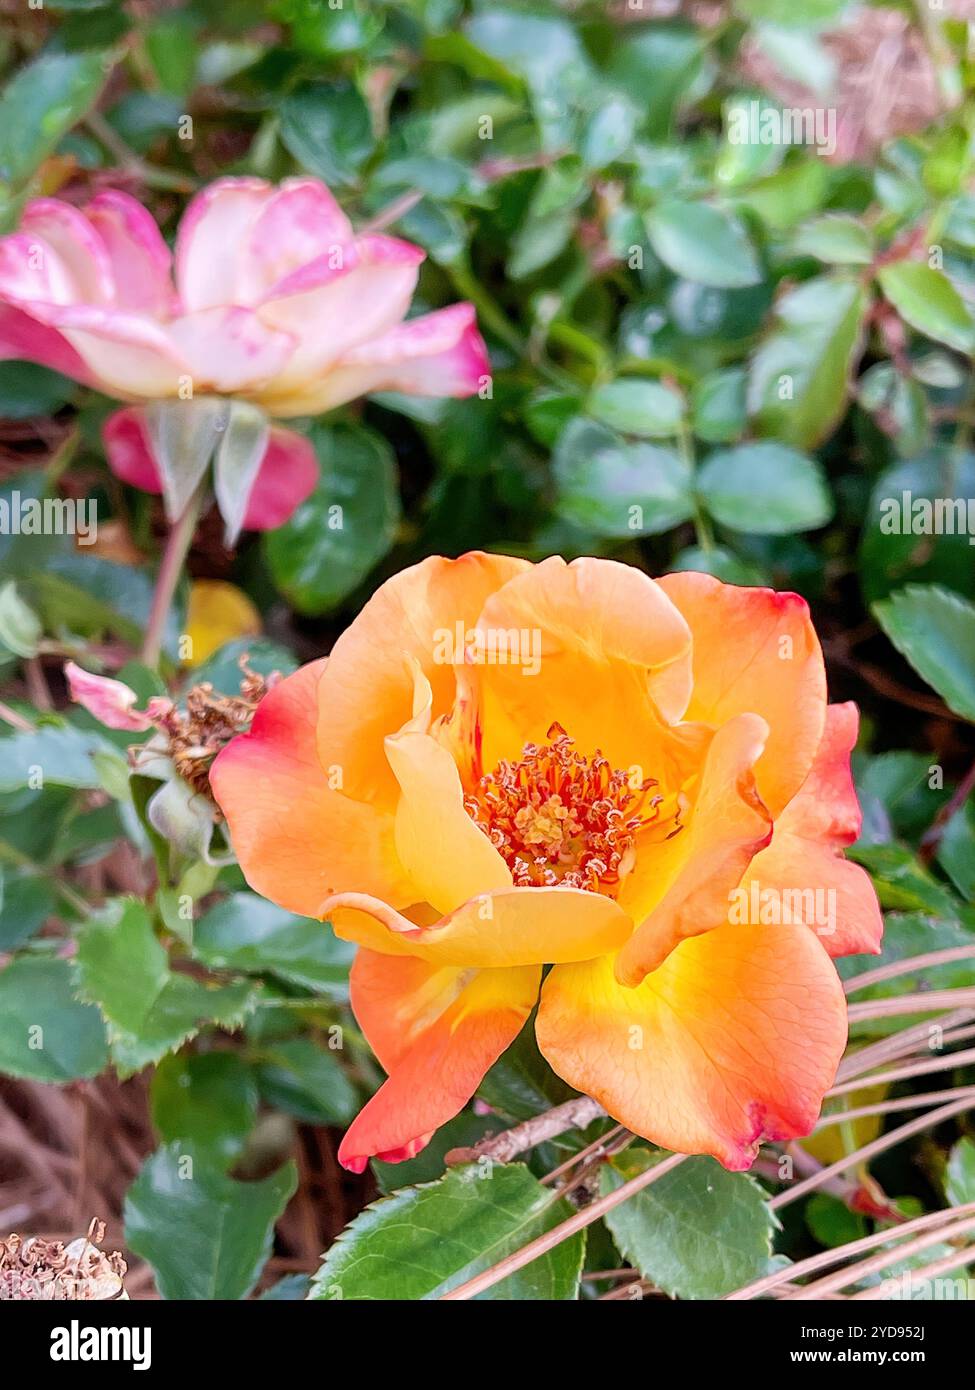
<box><xmin>463</xmin><ymin>722</ymin><xmax>682</xmax><ymax>896</ymax></box>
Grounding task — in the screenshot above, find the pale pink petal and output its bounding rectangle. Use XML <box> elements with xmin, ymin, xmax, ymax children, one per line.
<box><xmin>0</xmin><ymin>302</ymin><xmax>96</xmax><ymax>382</ymax></box>
<box><xmin>243</xmin><ymin>426</ymin><xmax>318</xmax><ymax>530</ymax></box>
<box><xmin>266</xmin><ymin>303</ymin><xmax>489</xmax><ymax>416</ymax></box>
<box><xmin>84</xmin><ymin>190</ymin><xmax>176</xmax><ymax>317</ymax></box>
<box><xmin>256</xmin><ymin>235</ymin><xmax>425</xmax><ymax>393</ymax></box>
<box><xmin>165</xmin><ymin>305</ymin><xmax>296</xmax><ymax>393</ymax></box>
<box><xmin>23</xmin><ymin>302</ymin><xmax>186</xmax><ymax>396</ymax></box>
<box><xmin>237</xmin><ymin>176</ymin><xmax>354</xmax><ymax>303</ymax></box>
<box><xmin>0</xmin><ymin>232</ymin><xmax>76</xmax><ymax>304</ymax></box>
<box><xmin>103</xmin><ymin>408</ymin><xmax>317</xmax><ymax>531</ymax></box>
<box><xmin>174</xmin><ymin>177</ymin><xmax>276</xmax><ymax>312</ymax></box>
<box><xmin>19</xmin><ymin>199</ymin><xmax>114</xmax><ymax>303</ymax></box>
<box><xmin>64</xmin><ymin>661</ymin><xmax>154</xmax><ymax>731</ymax></box>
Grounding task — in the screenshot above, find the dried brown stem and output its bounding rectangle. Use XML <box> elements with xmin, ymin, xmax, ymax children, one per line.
<box><xmin>445</xmin><ymin>1095</ymin><xmax>607</xmax><ymax>1167</ymax></box>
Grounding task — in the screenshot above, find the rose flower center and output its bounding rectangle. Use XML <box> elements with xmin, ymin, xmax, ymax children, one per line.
<box><xmin>463</xmin><ymin>722</ymin><xmax>682</xmax><ymax>895</ymax></box>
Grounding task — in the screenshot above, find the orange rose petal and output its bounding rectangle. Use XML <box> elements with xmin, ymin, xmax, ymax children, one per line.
<box><xmin>743</xmin><ymin>703</ymin><xmax>883</xmax><ymax>958</ymax></box>
<box><xmin>615</xmin><ymin>712</ymin><xmax>772</xmax><ymax>986</ymax></box>
<box><xmin>338</xmin><ymin>951</ymin><xmax>540</xmax><ymax>1172</ymax></box>
<box><xmin>537</xmin><ymin>921</ymin><xmax>847</xmax><ymax>1170</ymax></box>
<box><xmin>210</xmin><ymin>659</ymin><xmax>413</xmax><ymax>917</ymax></box>
<box><xmin>467</xmin><ymin>556</ymin><xmax>693</xmax><ymax>774</ymax></box>
<box><xmin>324</xmin><ymin>883</ymin><xmax>633</xmax><ymax>968</ymax></box>
<box><xmin>658</xmin><ymin>571</ymin><xmax>827</xmax><ymax>816</ymax></box>
<box><xmin>316</xmin><ymin>552</ymin><xmax>529</xmax><ymax>812</ymax></box>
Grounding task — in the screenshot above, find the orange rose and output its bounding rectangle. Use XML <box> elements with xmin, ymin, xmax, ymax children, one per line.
<box><xmin>210</xmin><ymin>555</ymin><xmax>882</xmax><ymax>1173</ymax></box>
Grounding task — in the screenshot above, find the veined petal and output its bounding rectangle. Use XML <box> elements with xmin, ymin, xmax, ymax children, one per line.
<box><xmin>209</xmin><ymin>658</ymin><xmax>414</xmax><ymax>918</ymax></box>
<box><xmin>742</xmin><ymin>703</ymin><xmax>883</xmax><ymax>958</ymax></box>
<box><xmin>324</xmin><ymin>883</ymin><xmax>633</xmax><ymax>969</ymax></box>
<box><xmin>615</xmin><ymin>713</ymin><xmax>772</xmax><ymax>987</ymax></box>
<box><xmin>265</xmin><ymin>303</ymin><xmax>489</xmax><ymax>416</ymax></box>
<box><xmin>338</xmin><ymin>950</ymin><xmax>540</xmax><ymax>1172</ymax></box>
<box><xmin>315</xmin><ymin>552</ymin><xmax>530</xmax><ymax>813</ymax></box>
<box><xmin>658</xmin><ymin>571</ymin><xmax>827</xmax><ymax>817</ymax></box>
<box><xmin>537</xmin><ymin>922</ymin><xmax>847</xmax><ymax>1170</ymax></box>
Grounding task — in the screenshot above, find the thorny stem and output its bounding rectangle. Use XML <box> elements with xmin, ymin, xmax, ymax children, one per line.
<box><xmin>142</xmin><ymin>486</ymin><xmax>207</xmax><ymax>670</ymax></box>
<box><xmin>445</xmin><ymin>1094</ymin><xmax>608</xmax><ymax>1166</ymax></box>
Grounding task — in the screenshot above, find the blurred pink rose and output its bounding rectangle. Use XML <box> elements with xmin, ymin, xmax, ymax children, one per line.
<box><xmin>0</xmin><ymin>177</ymin><xmax>490</xmax><ymax>531</ymax></box>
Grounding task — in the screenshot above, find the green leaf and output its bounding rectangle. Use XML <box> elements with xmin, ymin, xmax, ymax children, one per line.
<box><xmin>279</xmin><ymin>82</ymin><xmax>374</xmax><ymax>187</ymax></box>
<box><xmin>600</xmin><ymin>1150</ymin><xmax>777</xmax><ymax>1299</ymax></box>
<box><xmin>264</xmin><ymin>422</ymin><xmax>401</xmax><ymax>615</ymax></box>
<box><xmin>553</xmin><ymin>417</ymin><xmax>694</xmax><ymax>538</ymax></box>
<box><xmin>75</xmin><ymin>899</ymin><xmax>256</xmax><ymax>1076</ymax></box>
<box><xmin>691</xmin><ymin>367</ymin><xmax>747</xmax><ymax>444</ymax></box>
<box><xmin>253</xmin><ymin>1036</ymin><xmax>357</xmax><ymax>1126</ymax></box>
<box><xmin>847</xmin><ymin>848</ymin><xmax>961</xmax><ymax>919</ymax></box>
<box><xmin>794</xmin><ymin>214</ymin><xmax>874</xmax><ymax>266</ymax></box>
<box><xmin>749</xmin><ymin>274</ymin><xmax>867</xmax><ymax>449</ymax></box>
<box><xmin>872</xmin><ymin>585</ymin><xmax>975</xmax><ymax>722</ymax></box>
<box><xmin>0</xmin><ymin>723</ymin><xmax>113</xmax><ymax>792</ymax></box>
<box><xmin>124</xmin><ymin>1144</ymin><xmax>296</xmax><ymax>1300</ymax></box>
<box><xmin>0</xmin><ymin>868</ymin><xmax>57</xmax><ymax>950</ymax></box>
<box><xmin>478</xmin><ymin>1017</ymin><xmax>575</xmax><ymax>1121</ymax></box>
<box><xmin>837</xmin><ymin>912</ymin><xmax>974</xmax><ymax>1037</ymax></box>
<box><xmin>195</xmin><ymin>894</ymin><xmax>353</xmax><ymax>998</ymax></box>
<box><xmin>697</xmin><ymin>442</ymin><xmax>833</xmax><ymax>534</ymax></box>
<box><xmin>0</xmin><ymin>580</ymin><xmax>42</xmax><ymax>657</ymax></box>
<box><xmin>946</xmin><ymin>1137</ymin><xmax>975</xmax><ymax>1205</ymax></box>
<box><xmin>878</xmin><ymin>262</ymin><xmax>975</xmax><ymax>354</ymax></box>
<box><xmin>0</xmin><ymin>362</ymin><xmax>73</xmax><ymax>419</ymax></box>
<box><xmin>151</xmin><ymin>1052</ymin><xmax>258</xmax><ymax>1169</ymax></box>
<box><xmin>587</xmin><ymin>378</ymin><xmax>684</xmax><ymax>438</ymax></box>
<box><xmin>646</xmin><ymin>201</ymin><xmax>761</xmax><ymax>289</ymax></box>
<box><xmin>372</xmin><ymin>1110</ymin><xmax>506</xmax><ymax>1195</ymax></box>
<box><xmin>938</xmin><ymin>798</ymin><xmax>975</xmax><ymax>900</ymax></box>
<box><xmin>0</xmin><ymin>956</ymin><xmax>108</xmax><ymax>1082</ymax></box>
<box><xmin>0</xmin><ymin>48</ymin><xmax>112</xmax><ymax>186</ymax></box>
<box><xmin>310</xmin><ymin>1163</ymin><xmax>584</xmax><ymax>1300</ymax></box>
<box><xmin>859</xmin><ymin>453</ymin><xmax>975</xmax><ymax>604</ymax></box>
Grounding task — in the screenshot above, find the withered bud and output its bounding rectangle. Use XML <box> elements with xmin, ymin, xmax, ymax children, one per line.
<box><xmin>0</xmin><ymin>1220</ymin><xmax>127</xmax><ymax>1301</ymax></box>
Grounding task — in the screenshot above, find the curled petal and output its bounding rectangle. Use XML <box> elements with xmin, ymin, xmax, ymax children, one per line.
<box><xmin>537</xmin><ymin>922</ymin><xmax>847</xmax><ymax>1170</ymax></box>
<box><xmin>615</xmin><ymin>712</ymin><xmax>772</xmax><ymax>986</ymax></box>
<box><xmin>324</xmin><ymin>883</ymin><xmax>633</xmax><ymax>969</ymax></box>
<box><xmin>64</xmin><ymin>661</ymin><xmax>155</xmax><ymax>731</ymax></box>
<box><xmin>658</xmin><ymin>571</ymin><xmax>827</xmax><ymax>816</ymax></box>
<box><xmin>338</xmin><ymin>950</ymin><xmax>540</xmax><ymax>1173</ymax></box>
<box><xmin>210</xmin><ymin>659</ymin><xmax>414</xmax><ymax>918</ymax></box>
<box><xmin>265</xmin><ymin>303</ymin><xmax>490</xmax><ymax>416</ymax></box>
<box><xmin>315</xmin><ymin>552</ymin><xmax>530</xmax><ymax>813</ymax></box>
<box><xmin>742</xmin><ymin>703</ymin><xmax>883</xmax><ymax>958</ymax></box>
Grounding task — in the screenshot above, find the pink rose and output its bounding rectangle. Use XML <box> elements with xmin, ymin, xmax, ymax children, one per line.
<box><xmin>0</xmin><ymin>177</ymin><xmax>489</xmax><ymax>534</ymax></box>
